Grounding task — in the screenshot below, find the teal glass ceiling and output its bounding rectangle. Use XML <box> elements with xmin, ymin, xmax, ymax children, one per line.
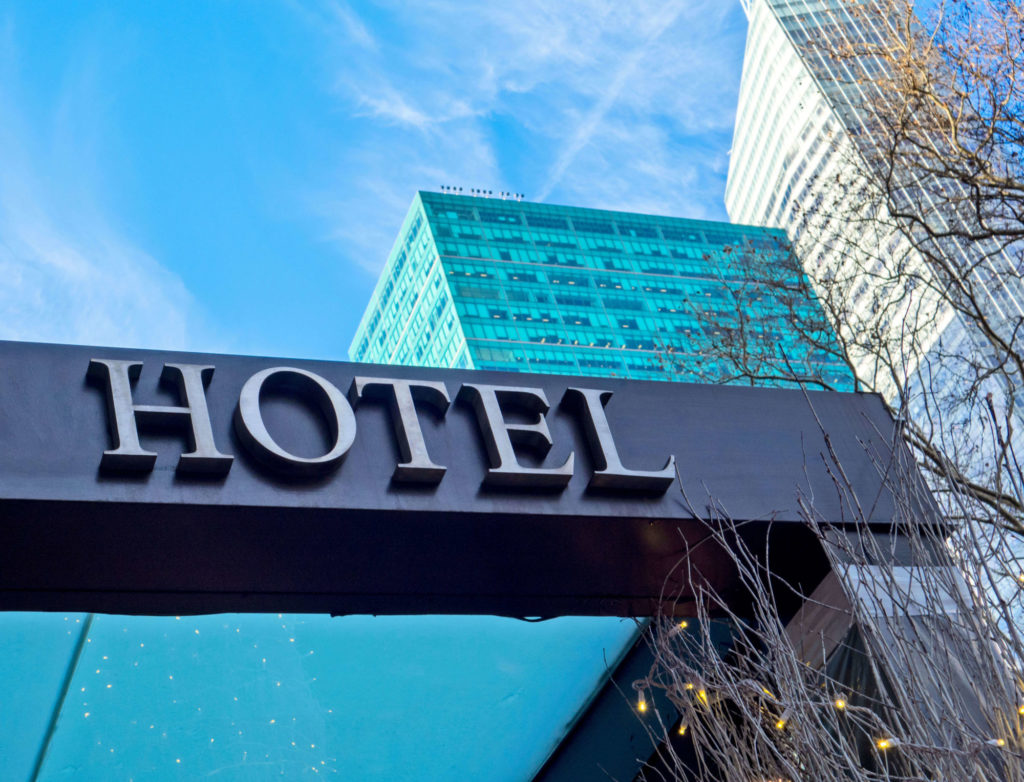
<box><xmin>4</xmin><ymin>613</ymin><xmax>637</xmax><ymax>780</ymax></box>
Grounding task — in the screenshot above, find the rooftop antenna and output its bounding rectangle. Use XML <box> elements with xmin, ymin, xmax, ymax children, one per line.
<box><xmin>454</xmin><ymin>187</ymin><xmax>523</xmax><ymax>200</ymax></box>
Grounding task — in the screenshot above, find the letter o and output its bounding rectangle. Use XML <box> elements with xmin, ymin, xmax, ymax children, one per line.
<box><xmin>234</xmin><ymin>367</ymin><xmax>356</xmax><ymax>476</ymax></box>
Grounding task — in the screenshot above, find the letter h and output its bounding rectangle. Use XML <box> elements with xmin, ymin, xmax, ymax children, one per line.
<box><xmin>88</xmin><ymin>359</ymin><xmax>233</xmax><ymax>475</ymax></box>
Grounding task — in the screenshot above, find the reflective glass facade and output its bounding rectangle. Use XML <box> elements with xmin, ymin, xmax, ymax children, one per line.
<box><xmin>726</xmin><ymin>0</ymin><xmax>1024</xmax><ymax>466</ymax></box>
<box><xmin>350</xmin><ymin>191</ymin><xmax>854</xmax><ymax>391</ymax></box>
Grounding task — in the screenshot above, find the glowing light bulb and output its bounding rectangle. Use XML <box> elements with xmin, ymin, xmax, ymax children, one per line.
<box><xmin>987</xmin><ymin>738</ymin><xmax>1007</xmax><ymax>747</ymax></box>
<box><xmin>637</xmin><ymin>699</ymin><xmax>648</xmax><ymax>713</ymax></box>
<box><xmin>834</xmin><ymin>698</ymin><xmax>847</xmax><ymax>710</ymax></box>
<box><xmin>684</xmin><ymin>683</ymin><xmax>695</xmax><ymax>691</ymax></box>
<box><xmin>775</xmin><ymin>719</ymin><xmax>787</xmax><ymax>730</ymax></box>
<box><xmin>697</xmin><ymin>689</ymin><xmax>708</xmax><ymax>705</ymax></box>
<box><xmin>678</xmin><ymin>724</ymin><xmax>687</xmax><ymax>736</ymax></box>
<box><xmin>678</xmin><ymin>620</ymin><xmax>688</xmax><ymax>629</ymax></box>
<box><xmin>876</xmin><ymin>738</ymin><xmax>896</xmax><ymax>750</ymax></box>
<box><xmin>1018</xmin><ymin>705</ymin><xmax>1024</xmax><ymax>716</ymax></box>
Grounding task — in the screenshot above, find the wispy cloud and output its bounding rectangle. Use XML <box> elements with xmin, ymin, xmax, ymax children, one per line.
<box><xmin>324</xmin><ymin>1</ymin><xmax>377</xmax><ymax>51</ymax></box>
<box><xmin>356</xmin><ymin>86</ymin><xmax>434</xmax><ymax>128</ymax></box>
<box><xmin>0</xmin><ymin>20</ymin><xmax>210</xmax><ymax>350</ymax></box>
<box><xmin>306</xmin><ymin>123</ymin><xmax>500</xmax><ymax>274</ymax></box>
<box><xmin>352</xmin><ymin>82</ymin><xmax>478</xmax><ymax>129</ymax></box>
<box><xmin>294</xmin><ymin>0</ymin><xmax>748</xmax><ymax>276</ymax></box>
<box><xmin>536</xmin><ymin>0</ymin><xmax>690</xmax><ymax>200</ymax></box>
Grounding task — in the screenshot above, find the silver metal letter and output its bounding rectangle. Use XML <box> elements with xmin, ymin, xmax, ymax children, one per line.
<box><xmin>562</xmin><ymin>387</ymin><xmax>675</xmax><ymax>492</ymax></box>
<box><xmin>235</xmin><ymin>367</ymin><xmax>355</xmax><ymax>476</ymax></box>
<box><xmin>87</xmin><ymin>359</ymin><xmax>233</xmax><ymax>475</ymax></box>
<box><xmin>457</xmin><ymin>383</ymin><xmax>573</xmax><ymax>488</ymax></box>
<box><xmin>349</xmin><ymin>377</ymin><xmax>450</xmax><ymax>484</ymax></box>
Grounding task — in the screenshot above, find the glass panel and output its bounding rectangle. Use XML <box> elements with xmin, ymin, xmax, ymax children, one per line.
<box><xmin>1</xmin><ymin>613</ymin><xmax>89</xmax><ymax>781</ymax></box>
<box><xmin>20</xmin><ymin>614</ymin><xmax>637</xmax><ymax>781</ymax></box>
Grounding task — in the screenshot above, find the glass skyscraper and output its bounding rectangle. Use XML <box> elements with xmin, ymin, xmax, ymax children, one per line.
<box><xmin>726</xmin><ymin>0</ymin><xmax>957</xmax><ymax>403</ymax></box>
<box><xmin>350</xmin><ymin>191</ymin><xmax>853</xmax><ymax>391</ymax></box>
<box><xmin>726</xmin><ymin>0</ymin><xmax>1024</xmax><ymax>418</ymax></box>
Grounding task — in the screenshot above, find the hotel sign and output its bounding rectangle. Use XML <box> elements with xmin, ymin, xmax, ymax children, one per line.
<box><xmin>86</xmin><ymin>359</ymin><xmax>677</xmax><ymax>491</ymax></box>
<box><xmin>0</xmin><ymin>341</ymin><xmax>903</xmax><ymax>616</ymax></box>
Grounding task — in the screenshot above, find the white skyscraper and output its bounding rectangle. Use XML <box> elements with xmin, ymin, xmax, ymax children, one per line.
<box><xmin>725</xmin><ymin>0</ymin><xmax>1024</xmax><ymax>467</ymax></box>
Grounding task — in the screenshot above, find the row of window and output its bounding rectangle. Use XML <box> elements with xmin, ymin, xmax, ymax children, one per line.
<box><xmin>466</xmin><ymin>336</ymin><xmax>853</xmax><ymax>389</ymax></box>
<box><xmin>422</xmin><ymin>195</ymin><xmax>778</xmax><ymax>249</ymax></box>
<box><xmin>431</xmin><ymin>220</ymin><xmax>773</xmax><ymax>262</ymax></box>
<box><xmin>442</xmin><ymin>258</ymin><xmax>795</xmax><ymax>298</ymax></box>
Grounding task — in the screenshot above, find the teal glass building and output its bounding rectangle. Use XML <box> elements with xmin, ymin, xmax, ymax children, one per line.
<box><xmin>350</xmin><ymin>191</ymin><xmax>853</xmax><ymax>391</ymax></box>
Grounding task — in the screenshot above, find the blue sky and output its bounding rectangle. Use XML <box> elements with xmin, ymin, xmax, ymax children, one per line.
<box><xmin>0</xmin><ymin>0</ymin><xmax>748</xmax><ymax>360</ymax></box>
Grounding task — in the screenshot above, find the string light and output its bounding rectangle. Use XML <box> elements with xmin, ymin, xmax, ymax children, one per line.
<box><xmin>678</xmin><ymin>723</ymin><xmax>687</xmax><ymax>736</ymax></box>
<box><xmin>834</xmin><ymin>698</ymin><xmax>847</xmax><ymax>710</ymax></box>
<box><xmin>637</xmin><ymin>697</ymin><xmax>648</xmax><ymax>713</ymax></box>
<box><xmin>678</xmin><ymin>620</ymin><xmax>688</xmax><ymax>629</ymax></box>
<box><xmin>697</xmin><ymin>689</ymin><xmax>709</xmax><ymax>705</ymax></box>
<box><xmin>775</xmin><ymin>718</ymin><xmax>787</xmax><ymax>730</ymax></box>
<box><xmin>987</xmin><ymin>738</ymin><xmax>1007</xmax><ymax>747</ymax></box>
<box><xmin>876</xmin><ymin>738</ymin><xmax>899</xmax><ymax>750</ymax></box>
